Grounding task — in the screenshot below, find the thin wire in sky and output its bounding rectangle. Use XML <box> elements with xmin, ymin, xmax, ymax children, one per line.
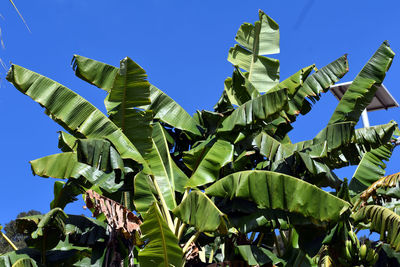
<box><xmin>294</xmin><ymin>0</ymin><xmax>315</xmax><ymax>29</ymax></box>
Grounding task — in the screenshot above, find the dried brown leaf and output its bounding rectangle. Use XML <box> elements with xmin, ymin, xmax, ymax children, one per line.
<box><xmin>85</xmin><ymin>189</ymin><xmax>142</xmax><ymax>239</ymax></box>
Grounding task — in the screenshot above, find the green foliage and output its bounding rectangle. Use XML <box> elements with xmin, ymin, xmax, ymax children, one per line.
<box><xmin>0</xmin><ymin>211</ymin><xmax>41</xmax><ymax>255</ymax></box>
<box><xmin>5</xmin><ymin>9</ymin><xmax>400</xmax><ymax>267</ymax></box>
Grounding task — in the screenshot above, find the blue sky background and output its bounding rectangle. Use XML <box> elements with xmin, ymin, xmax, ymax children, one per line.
<box><xmin>0</xmin><ymin>1</ymin><xmax>399</xmax><ymax>226</ymax></box>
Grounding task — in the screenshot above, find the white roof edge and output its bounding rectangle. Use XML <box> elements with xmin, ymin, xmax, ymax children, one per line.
<box><xmin>381</xmin><ymin>84</ymin><xmax>399</xmax><ymax>107</ymax></box>
<box><xmin>329</xmin><ymin>81</ymin><xmax>352</xmax><ymax>89</ymax></box>
<box><xmin>330</xmin><ymin>82</ymin><xmax>399</xmax><ymax>109</ymax></box>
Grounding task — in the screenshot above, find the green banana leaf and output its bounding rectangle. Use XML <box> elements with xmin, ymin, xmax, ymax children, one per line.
<box><xmin>16</xmin><ymin>208</ymin><xmax>68</xmax><ymax>251</ymax></box>
<box><xmin>108</xmin><ymin>57</ymin><xmax>150</xmax><ymax>107</ymax></box>
<box><xmin>11</xmin><ymin>258</ymin><xmax>37</xmax><ymax>267</ymax></box>
<box><xmin>172</xmin><ymin>190</ymin><xmax>228</xmax><ymax>233</ymax></box>
<box><xmin>186</xmin><ymin>139</ymin><xmax>234</xmax><ymax>188</ymax></box>
<box><xmin>280</xmin><ymin>121</ymin><xmax>396</xmax><ymax>168</ymax></box>
<box><xmin>72</xmin><ymin>54</ymin><xmax>118</xmax><ymax>91</ymax></box>
<box><xmin>251</xmin><ymin>132</ymin><xmax>339</xmax><ymax>188</ymax></box>
<box><xmin>213</xmin><ymin>89</ymin><xmax>233</xmax><ymax>113</ymax></box>
<box><xmin>251</xmin><ymin>132</ymin><xmax>292</xmax><ymax>162</ymax></box>
<box><xmin>31</xmin><ymin>208</ymin><xmax>67</xmax><ymax>240</ymax></box>
<box><xmin>64</xmin><ymin>215</ymin><xmax>107</xmax><ymax>247</ymax></box>
<box><xmin>228</xmin><ymin>45</ymin><xmax>280</xmax><ymax>92</ymax></box>
<box><xmin>319</xmin><ymin>122</ymin><xmax>397</xmax><ymax>168</ymax></box>
<box><xmin>182</xmin><ymin>138</ymin><xmax>214</xmax><ymax>171</ymax></box>
<box><xmin>138</xmin><ymin>203</ymin><xmax>183</xmax><ymax>267</ymax></box>
<box><xmin>30</xmin><ymin>152</ymin><xmax>82</xmax><ymax>179</ymax></box>
<box><xmin>58</xmin><ymin>131</ymin><xmax>77</xmax><ymax>152</ymax></box>
<box><xmin>217</xmin><ymin>88</ymin><xmax>288</xmax><ymax>133</ymax></box>
<box><xmin>205</xmin><ymin>171</ymin><xmax>350</xmax><ymax>222</ymax></box>
<box><xmin>238</xmin><ymin>245</ymin><xmax>284</xmax><ymax>266</ymax></box>
<box><xmin>107</xmin><ymin>57</ymin><xmax>153</xmax><ymax>156</ymax></box>
<box><xmin>286</xmin><ymin>55</ymin><xmax>348</xmax><ymax>118</ymax></box>
<box><xmin>0</xmin><ymin>249</ymin><xmax>39</xmax><ymax>267</ymax></box>
<box><xmin>261</xmin><ymin>56</ymin><xmax>347</xmax><ymax>139</ymax></box>
<box><xmin>76</xmin><ymin>139</ymin><xmax>125</xmax><ymax>173</ymax></box>
<box><xmin>6</xmin><ymin>64</ymin><xmax>149</xmax><ymax>171</ymax></box>
<box><xmin>50</xmin><ymin>180</ymin><xmax>84</xmax><ymax>210</ymax></box>
<box><xmin>30</xmin><ymin>152</ymin><xmax>123</xmax><ymax>193</ymax></box>
<box><xmin>72</xmin><ymin>55</ymin><xmax>202</xmax><ymax>136</ymax></box>
<box><xmin>229</xmin><ymin>208</ymin><xmax>323</xmax><ymax>233</ymax></box>
<box><xmin>235</xmin><ymin>10</ymin><xmax>279</xmax><ymax>55</ymax></box>
<box><xmin>142</xmin><ymin>84</ymin><xmax>203</xmax><ymax>136</ymax></box>
<box><xmin>145</xmin><ymin>123</ymin><xmax>180</xmax><ymax>210</ymax></box>
<box><xmin>133</xmin><ymin>171</ymin><xmax>158</xmax><ymax>214</ymax></box>
<box><xmin>349</xmin><ymin>143</ymin><xmax>394</xmax><ymax>193</ymax></box>
<box><xmin>229</xmin><ymin>10</ymin><xmax>280</xmax><ymax>92</ymax></box>
<box><xmin>225</xmin><ymin>67</ymin><xmax>260</xmax><ymax>106</ymax></box>
<box><xmin>352</xmin><ymin>205</ymin><xmax>400</xmax><ymax>251</ymax></box>
<box><xmin>271</xmin><ymin>150</ymin><xmax>341</xmax><ymax>188</ymax></box>
<box><xmin>328</xmin><ymin>41</ymin><xmax>394</xmax><ymax>125</ymax></box>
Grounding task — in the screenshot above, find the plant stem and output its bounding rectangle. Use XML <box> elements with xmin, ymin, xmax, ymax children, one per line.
<box><xmin>151</xmin><ymin>175</ymin><xmax>175</xmax><ymax>232</ymax></box>
<box><xmin>352</xmin><ymin>198</ymin><xmax>361</xmax><ymax>212</ymax></box>
<box><xmin>174</xmin><ymin>217</ymin><xmax>181</xmax><ymax>236</ymax></box>
<box><xmin>257</xmin><ymin>233</ymin><xmax>264</xmax><ymax>247</ymax></box>
<box><xmin>182</xmin><ymin>188</ymin><xmax>190</xmax><ymax>201</ymax></box>
<box><xmin>182</xmin><ymin>232</ymin><xmax>201</xmax><ymax>254</ymax></box>
<box><xmin>0</xmin><ymin>231</ymin><xmax>18</xmax><ymax>251</ymax></box>
<box><xmin>295</xmin><ymin>251</ymin><xmax>306</xmax><ymax>267</ymax></box>
<box><xmin>273</xmin><ymin>232</ymin><xmax>282</xmax><ymax>257</ymax></box>
<box><xmin>177</xmin><ymin>223</ymin><xmax>187</xmax><ymax>241</ymax></box>
<box><xmin>249</xmin><ymin>232</ymin><xmax>256</xmax><ymax>242</ymax></box>
<box><xmin>209</xmin><ymin>248</ymin><xmax>214</xmax><ymax>263</ymax></box>
<box><xmin>279</xmin><ymin>229</ymin><xmax>288</xmax><ymax>248</ymax></box>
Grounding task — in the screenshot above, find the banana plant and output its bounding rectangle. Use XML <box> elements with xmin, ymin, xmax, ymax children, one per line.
<box><xmin>3</xmin><ymin>10</ymin><xmax>400</xmax><ymax>267</ymax></box>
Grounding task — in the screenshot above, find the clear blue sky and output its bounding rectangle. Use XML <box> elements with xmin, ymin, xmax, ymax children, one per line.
<box><xmin>1</xmin><ymin>1</ymin><xmax>399</xmax><ymax>225</ymax></box>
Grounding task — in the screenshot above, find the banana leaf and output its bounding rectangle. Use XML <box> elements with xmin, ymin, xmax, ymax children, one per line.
<box><xmin>238</xmin><ymin>245</ymin><xmax>284</xmax><ymax>266</ymax></box>
<box><xmin>30</xmin><ymin>152</ymin><xmax>123</xmax><ymax>193</ymax></box>
<box><xmin>16</xmin><ymin>208</ymin><xmax>68</xmax><ymax>251</ymax></box>
<box><xmin>229</xmin><ymin>208</ymin><xmax>324</xmax><ymax>233</ymax></box>
<box><xmin>217</xmin><ymin>88</ymin><xmax>288</xmax><ymax>133</ymax></box>
<box><xmin>352</xmin><ymin>205</ymin><xmax>400</xmax><ymax>251</ymax></box>
<box><xmin>6</xmin><ymin>64</ymin><xmax>149</xmax><ymax>171</ymax></box>
<box><xmin>349</xmin><ymin>143</ymin><xmax>394</xmax><ymax>193</ymax></box>
<box><xmin>186</xmin><ymin>139</ymin><xmax>234</xmax><ymax>188</ymax></box>
<box><xmin>133</xmin><ymin>171</ymin><xmax>158</xmax><ymax>214</ymax></box>
<box><xmin>10</xmin><ymin>258</ymin><xmax>38</xmax><ymax>267</ymax></box>
<box><xmin>138</xmin><ymin>203</ymin><xmax>183</xmax><ymax>267</ymax></box>
<box><xmin>50</xmin><ymin>180</ymin><xmax>84</xmax><ymax>210</ymax></box>
<box><xmin>76</xmin><ymin>139</ymin><xmax>124</xmax><ymax>173</ymax></box>
<box><xmin>357</xmin><ymin>172</ymin><xmax>400</xmax><ymax>202</ymax></box>
<box><xmin>235</xmin><ymin>10</ymin><xmax>279</xmax><ymax>55</ymax></box>
<box><xmin>64</xmin><ymin>215</ymin><xmax>107</xmax><ymax>247</ymax></box>
<box><xmin>213</xmin><ymin>89</ymin><xmax>233</xmax><ymax>113</ymax></box>
<box><xmin>0</xmin><ymin>249</ymin><xmax>39</xmax><ymax>267</ymax></box>
<box><xmin>205</xmin><ymin>171</ymin><xmax>350</xmax><ymax>223</ymax></box>
<box><xmin>228</xmin><ymin>45</ymin><xmax>279</xmax><ymax>92</ymax></box>
<box><xmin>58</xmin><ymin>131</ymin><xmax>77</xmax><ymax>152</ymax></box>
<box><xmin>286</xmin><ymin>55</ymin><xmax>348</xmax><ymax>118</ymax></box>
<box><xmin>229</xmin><ymin>10</ymin><xmax>280</xmax><ymax>92</ymax></box>
<box><xmin>172</xmin><ymin>190</ymin><xmax>228</xmax><ymax>233</ymax></box>
<box><xmin>225</xmin><ymin>67</ymin><xmax>260</xmax><ymax>106</ymax></box>
<box><xmin>107</xmin><ymin>57</ymin><xmax>153</xmax><ymax>156</ymax></box>
<box><xmin>145</xmin><ymin>123</ymin><xmax>181</xmax><ymax>210</ymax></box>
<box><xmin>182</xmin><ymin>138</ymin><xmax>214</xmax><ymax>171</ymax></box>
<box><xmin>72</xmin><ymin>55</ymin><xmax>202</xmax><ymax>136</ymax></box>
<box><xmin>328</xmin><ymin>41</ymin><xmax>394</xmax><ymax>125</ymax></box>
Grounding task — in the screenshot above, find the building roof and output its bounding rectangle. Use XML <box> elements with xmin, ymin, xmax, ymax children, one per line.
<box><xmin>329</xmin><ymin>82</ymin><xmax>399</xmax><ymax>112</ymax></box>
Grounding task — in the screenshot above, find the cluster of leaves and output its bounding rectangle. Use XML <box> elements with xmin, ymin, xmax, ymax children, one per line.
<box><xmin>1</xmin><ymin>9</ymin><xmax>400</xmax><ymax>266</ymax></box>
<box><xmin>0</xmin><ymin>211</ymin><xmax>41</xmax><ymax>254</ymax></box>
